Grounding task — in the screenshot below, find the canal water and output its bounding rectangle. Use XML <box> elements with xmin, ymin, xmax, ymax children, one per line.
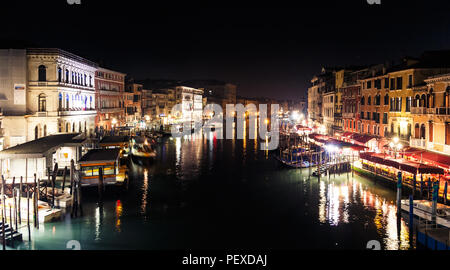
<box><xmin>16</xmin><ymin>128</ymin><xmax>413</xmax><ymax>250</ymax></box>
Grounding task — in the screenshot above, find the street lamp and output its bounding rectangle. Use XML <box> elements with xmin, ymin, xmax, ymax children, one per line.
<box><xmin>390</xmin><ymin>137</ymin><xmax>402</xmax><ymax>159</ymax></box>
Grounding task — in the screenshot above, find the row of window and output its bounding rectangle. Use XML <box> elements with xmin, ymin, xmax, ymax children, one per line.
<box><xmin>37</xmin><ymin>65</ymin><xmax>93</xmax><ymax>87</ymax></box>
<box><xmin>362</xmin><ymin>75</ymin><xmax>412</xmax><ymax>90</ymax></box>
<box><xmin>360</xmin><ymin>112</ymin><xmax>388</xmax><ymax>124</ymax></box>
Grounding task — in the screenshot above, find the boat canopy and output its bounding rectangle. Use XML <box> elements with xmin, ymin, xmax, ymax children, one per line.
<box><xmin>79</xmin><ymin>149</ymin><xmax>121</xmax><ymax>164</ymax></box>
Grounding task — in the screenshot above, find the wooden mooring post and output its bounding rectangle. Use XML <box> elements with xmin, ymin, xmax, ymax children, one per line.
<box><xmin>19</xmin><ymin>176</ymin><xmax>22</xmax><ymax>224</ymax></box>
<box><xmin>62</xmin><ymin>166</ymin><xmax>67</xmax><ymax>194</ymax></box>
<box><xmin>70</xmin><ymin>160</ymin><xmax>74</xmax><ymax>196</ymax></box>
<box><xmin>1</xmin><ymin>176</ymin><xmax>6</xmax><ymax>250</ymax></box>
<box><xmin>98</xmin><ymin>167</ymin><xmax>104</xmax><ymax>200</ymax></box>
<box><xmin>27</xmin><ymin>189</ymin><xmax>30</xmax><ymax>242</ymax></box>
<box><xmin>12</xmin><ymin>177</ymin><xmax>17</xmax><ymax>235</ymax></box>
<box><xmin>52</xmin><ymin>163</ymin><xmax>58</xmax><ymax>207</ymax></box>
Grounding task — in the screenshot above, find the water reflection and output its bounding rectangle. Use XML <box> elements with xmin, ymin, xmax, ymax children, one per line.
<box><xmin>115</xmin><ymin>200</ymin><xmax>123</xmax><ymax>232</ymax></box>
<box><xmin>141</xmin><ymin>169</ymin><xmax>149</xmax><ymax>216</ymax></box>
<box><xmin>317</xmin><ymin>177</ymin><xmax>410</xmax><ymax>249</ymax></box>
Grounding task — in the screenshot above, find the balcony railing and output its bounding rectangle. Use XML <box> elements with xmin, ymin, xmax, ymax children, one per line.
<box><xmin>435</xmin><ymin>107</ymin><xmax>450</xmax><ymax>115</ymax></box>
<box><xmin>58</xmin><ymin>109</ymin><xmax>96</xmax><ymax>116</ymax></box>
<box><xmin>342</xmin><ymin>112</ymin><xmax>355</xmax><ymax>119</ymax></box>
<box><xmin>100</xmin><ymin>107</ymin><xmax>123</xmax><ymax>113</ymax></box>
<box><xmin>411</xmin><ymin>107</ymin><xmax>427</xmax><ymax>114</ymax></box>
<box><xmin>385</xmin><ymin>132</ymin><xmax>411</xmax><ymax>141</ymax></box>
<box><xmin>410</xmin><ymin>138</ymin><xmax>426</xmax><ymax>148</ymax></box>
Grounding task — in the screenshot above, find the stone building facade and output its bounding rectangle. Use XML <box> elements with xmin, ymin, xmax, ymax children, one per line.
<box><xmin>95</xmin><ymin>67</ymin><xmax>126</xmax><ymax>131</ymax></box>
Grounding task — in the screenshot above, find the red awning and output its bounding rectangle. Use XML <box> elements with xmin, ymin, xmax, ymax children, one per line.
<box><xmin>401</xmin><ymin>147</ymin><xmax>450</xmax><ymax>169</ymax></box>
<box><xmin>342</xmin><ymin>132</ymin><xmax>354</xmax><ymax>138</ymax></box>
<box><xmin>351</xmin><ymin>134</ymin><xmax>377</xmax><ymax>144</ymax></box>
<box><xmin>295</xmin><ymin>125</ymin><xmax>312</xmax><ymax>131</ymax></box>
<box><xmin>359</xmin><ymin>152</ymin><xmax>444</xmax><ymax>175</ymax></box>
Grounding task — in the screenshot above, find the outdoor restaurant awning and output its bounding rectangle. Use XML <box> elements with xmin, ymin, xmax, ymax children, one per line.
<box><xmin>351</xmin><ymin>134</ymin><xmax>377</xmax><ymax>144</ymax></box>
<box><xmin>326</xmin><ymin>139</ymin><xmax>368</xmax><ymax>151</ymax></box>
<box><xmin>295</xmin><ymin>124</ymin><xmax>312</xmax><ymax>131</ymax></box>
<box><xmin>402</xmin><ymin>147</ymin><xmax>450</xmax><ymax>170</ymax></box>
<box><xmin>308</xmin><ymin>134</ymin><xmax>368</xmax><ymax>151</ymax></box>
<box><xmin>360</xmin><ymin>152</ymin><xmax>444</xmax><ymax>175</ymax></box>
<box><xmin>342</xmin><ymin>132</ymin><xmax>354</xmax><ymax>138</ymax></box>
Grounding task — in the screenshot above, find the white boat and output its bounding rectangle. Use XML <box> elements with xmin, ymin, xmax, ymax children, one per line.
<box><xmin>130</xmin><ymin>136</ymin><xmax>156</xmax><ymax>164</ymax></box>
<box><xmin>401</xmin><ymin>199</ymin><xmax>450</xmax><ymax>228</ymax></box>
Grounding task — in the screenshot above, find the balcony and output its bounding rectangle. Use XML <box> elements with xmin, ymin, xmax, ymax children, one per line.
<box><xmin>410</xmin><ymin>138</ymin><xmax>427</xmax><ymax>148</ymax></box>
<box><xmin>385</xmin><ymin>132</ymin><xmax>411</xmax><ymax>141</ymax></box>
<box><xmin>58</xmin><ymin>109</ymin><xmax>96</xmax><ymax>116</ymax></box>
<box><xmin>100</xmin><ymin>107</ymin><xmax>123</xmax><ymax>114</ymax></box>
<box><xmin>435</xmin><ymin>107</ymin><xmax>450</xmax><ymax>115</ymax></box>
<box><xmin>342</xmin><ymin>112</ymin><xmax>355</xmax><ymax>119</ymax></box>
<box><xmin>411</xmin><ymin>107</ymin><xmax>427</xmax><ymax>114</ymax></box>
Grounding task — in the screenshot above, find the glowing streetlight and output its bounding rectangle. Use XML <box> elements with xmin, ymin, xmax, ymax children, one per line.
<box><xmin>390</xmin><ymin>138</ymin><xmax>402</xmax><ymax>159</ymax></box>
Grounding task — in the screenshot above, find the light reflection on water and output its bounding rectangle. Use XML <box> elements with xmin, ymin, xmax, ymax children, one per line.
<box><xmin>16</xmin><ymin>120</ymin><xmax>414</xmax><ymax>250</ymax></box>
<box><xmin>317</xmin><ymin>175</ymin><xmax>410</xmax><ymax>249</ymax></box>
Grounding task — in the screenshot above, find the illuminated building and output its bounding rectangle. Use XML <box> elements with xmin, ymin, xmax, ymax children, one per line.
<box><xmin>410</xmin><ymin>73</ymin><xmax>450</xmax><ymax>154</ymax></box>
<box><xmin>124</xmin><ymin>82</ymin><xmax>143</xmax><ymax>126</ymax></box>
<box><xmin>95</xmin><ymin>67</ymin><xmax>126</xmax><ymax>131</ymax></box>
<box><xmin>0</xmin><ymin>48</ymin><xmax>97</xmax><ymax>149</ymax></box>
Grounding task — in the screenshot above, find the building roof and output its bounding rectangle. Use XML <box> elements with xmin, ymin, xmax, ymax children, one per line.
<box><xmin>0</xmin><ymin>133</ymin><xmax>84</xmax><ymax>159</ymax></box>
<box><xmin>99</xmin><ymin>136</ymin><xmax>129</xmax><ymax>145</ymax></box>
<box><xmin>78</xmin><ymin>149</ymin><xmax>120</xmax><ymax>163</ymax></box>
<box><xmin>26</xmin><ymin>48</ymin><xmax>98</xmax><ymax>68</ymax></box>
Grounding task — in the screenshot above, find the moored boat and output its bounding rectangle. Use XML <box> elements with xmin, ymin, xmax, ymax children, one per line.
<box><xmin>401</xmin><ymin>199</ymin><xmax>450</xmax><ymax>228</ymax></box>
<box><xmin>130</xmin><ymin>136</ymin><xmax>157</xmax><ymax>165</ymax></box>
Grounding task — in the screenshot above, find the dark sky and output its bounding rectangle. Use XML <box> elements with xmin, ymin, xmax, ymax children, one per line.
<box><xmin>2</xmin><ymin>0</ymin><xmax>450</xmax><ymax>99</ymax></box>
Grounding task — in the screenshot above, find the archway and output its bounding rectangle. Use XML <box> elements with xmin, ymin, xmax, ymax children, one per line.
<box><xmin>420</xmin><ymin>124</ymin><xmax>426</xmax><ymax>139</ymax></box>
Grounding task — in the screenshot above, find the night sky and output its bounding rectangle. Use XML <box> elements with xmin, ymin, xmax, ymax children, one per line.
<box><xmin>2</xmin><ymin>0</ymin><xmax>450</xmax><ymax>99</ymax></box>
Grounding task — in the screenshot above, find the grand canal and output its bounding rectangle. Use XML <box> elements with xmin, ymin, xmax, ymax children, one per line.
<box><xmin>16</xmin><ymin>128</ymin><xmax>412</xmax><ymax>250</ymax></box>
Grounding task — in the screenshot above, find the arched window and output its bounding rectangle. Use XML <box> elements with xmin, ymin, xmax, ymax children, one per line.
<box><xmin>428</xmin><ymin>88</ymin><xmax>434</xmax><ymax>108</ymax></box>
<box><xmin>415</xmin><ymin>124</ymin><xmax>420</xmax><ymax>139</ymax></box>
<box><xmin>43</xmin><ymin>125</ymin><xmax>47</xmax><ymax>137</ymax></box>
<box><xmin>72</xmin><ymin>123</ymin><xmax>75</xmax><ymax>132</ymax></box>
<box><xmin>414</xmin><ymin>94</ymin><xmax>420</xmax><ymax>107</ymax></box>
<box><xmin>367</xmin><ymin>96</ymin><xmax>371</xmax><ymax>105</ymax></box>
<box><xmin>420</xmin><ymin>124</ymin><xmax>426</xmax><ymax>139</ymax></box>
<box><xmin>90</xmin><ymin>96</ymin><xmax>93</xmax><ymax>109</ymax></box>
<box><xmin>57</xmin><ymin>67</ymin><xmax>62</xmax><ymax>82</ymax></box>
<box><xmin>66</xmin><ymin>123</ymin><xmax>70</xmax><ymax>133</ymax></box>
<box><xmin>65</xmin><ymin>69</ymin><xmax>69</xmax><ymax>83</ymax></box>
<box><xmin>445</xmin><ymin>87</ymin><xmax>450</xmax><ymax>107</ymax></box>
<box><xmin>35</xmin><ymin>125</ymin><xmax>39</xmax><ymax>140</ymax></box>
<box><xmin>361</xmin><ymin>96</ymin><xmax>365</xmax><ymax>105</ymax></box>
<box><xmin>38</xmin><ymin>94</ymin><xmax>46</xmax><ymax>112</ymax></box>
<box><xmin>38</xmin><ymin>65</ymin><xmax>46</xmax><ymax>82</ymax></box>
<box><xmin>84</xmin><ymin>74</ymin><xmax>87</xmax><ymax>86</ymax></box>
<box><xmin>384</xmin><ymin>94</ymin><xmax>389</xmax><ymax>105</ymax></box>
<box><xmin>429</xmin><ymin>121</ymin><xmax>433</xmax><ymax>142</ymax></box>
<box><xmin>66</xmin><ymin>94</ymin><xmax>70</xmax><ymax>109</ymax></box>
<box><xmin>420</xmin><ymin>94</ymin><xmax>426</xmax><ymax>107</ymax></box>
<box><xmin>58</xmin><ymin>93</ymin><xmax>62</xmax><ymax>110</ymax></box>
<box><xmin>79</xmin><ymin>121</ymin><xmax>82</xmax><ymax>132</ymax></box>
